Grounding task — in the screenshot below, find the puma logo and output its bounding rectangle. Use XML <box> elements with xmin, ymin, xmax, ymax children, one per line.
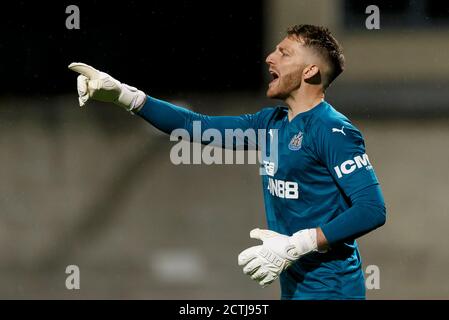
<box><xmin>332</xmin><ymin>126</ymin><xmax>346</xmax><ymax>136</ymax></box>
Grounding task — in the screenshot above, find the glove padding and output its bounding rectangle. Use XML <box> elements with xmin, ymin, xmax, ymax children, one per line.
<box><xmin>238</xmin><ymin>228</ymin><xmax>317</xmax><ymax>287</ymax></box>
<box><xmin>68</xmin><ymin>62</ymin><xmax>146</xmax><ymax>111</ymax></box>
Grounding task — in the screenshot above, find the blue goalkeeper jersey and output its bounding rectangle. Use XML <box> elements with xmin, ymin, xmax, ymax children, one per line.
<box><xmin>254</xmin><ymin>102</ymin><xmax>379</xmax><ymax>299</ymax></box>
<box><xmin>137</xmin><ymin>97</ymin><xmax>386</xmax><ymax>300</ymax></box>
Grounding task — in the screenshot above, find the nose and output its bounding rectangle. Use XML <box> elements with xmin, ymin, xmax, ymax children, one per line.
<box><xmin>265</xmin><ymin>52</ymin><xmax>275</xmax><ymax>65</ymax></box>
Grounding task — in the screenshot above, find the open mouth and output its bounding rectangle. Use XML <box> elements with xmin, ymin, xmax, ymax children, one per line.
<box><xmin>269</xmin><ymin>70</ymin><xmax>280</xmax><ymax>86</ymax></box>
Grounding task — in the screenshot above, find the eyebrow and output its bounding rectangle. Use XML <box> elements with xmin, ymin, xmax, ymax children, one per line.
<box><xmin>278</xmin><ymin>45</ymin><xmax>292</xmax><ymax>54</ymax></box>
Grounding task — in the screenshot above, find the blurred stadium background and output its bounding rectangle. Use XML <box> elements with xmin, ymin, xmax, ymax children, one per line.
<box><xmin>1</xmin><ymin>0</ymin><xmax>448</xmax><ymax>299</ymax></box>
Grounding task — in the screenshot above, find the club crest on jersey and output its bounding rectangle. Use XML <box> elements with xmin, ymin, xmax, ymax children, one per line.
<box><xmin>288</xmin><ymin>131</ymin><xmax>303</xmax><ymax>151</ymax></box>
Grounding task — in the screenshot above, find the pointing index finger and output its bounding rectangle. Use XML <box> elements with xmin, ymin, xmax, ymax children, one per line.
<box><xmin>68</xmin><ymin>62</ymin><xmax>101</xmax><ymax>79</ymax></box>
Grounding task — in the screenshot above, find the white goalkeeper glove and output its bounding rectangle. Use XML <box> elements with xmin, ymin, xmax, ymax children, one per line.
<box><xmin>68</xmin><ymin>62</ymin><xmax>146</xmax><ymax>112</ymax></box>
<box><xmin>238</xmin><ymin>228</ymin><xmax>318</xmax><ymax>287</ymax></box>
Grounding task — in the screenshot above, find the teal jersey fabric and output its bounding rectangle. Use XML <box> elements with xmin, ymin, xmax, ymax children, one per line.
<box><xmin>254</xmin><ymin>102</ymin><xmax>384</xmax><ymax>299</ymax></box>
<box><xmin>137</xmin><ymin>97</ymin><xmax>386</xmax><ymax>299</ymax></box>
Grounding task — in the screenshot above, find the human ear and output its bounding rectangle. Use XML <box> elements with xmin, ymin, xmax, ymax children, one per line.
<box><xmin>303</xmin><ymin>65</ymin><xmax>321</xmax><ymax>85</ymax></box>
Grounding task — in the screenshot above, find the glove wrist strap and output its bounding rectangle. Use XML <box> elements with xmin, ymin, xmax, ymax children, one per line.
<box><xmin>116</xmin><ymin>84</ymin><xmax>147</xmax><ymax>112</ymax></box>
<box><xmin>290</xmin><ymin>229</ymin><xmax>318</xmax><ymax>255</ymax></box>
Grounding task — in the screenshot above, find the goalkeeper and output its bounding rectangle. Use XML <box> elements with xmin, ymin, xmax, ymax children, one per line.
<box><xmin>68</xmin><ymin>25</ymin><xmax>386</xmax><ymax>300</ymax></box>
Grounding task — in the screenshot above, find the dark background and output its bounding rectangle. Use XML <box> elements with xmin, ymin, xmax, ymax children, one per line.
<box><xmin>344</xmin><ymin>0</ymin><xmax>449</xmax><ymax>28</ymax></box>
<box><xmin>1</xmin><ymin>0</ymin><xmax>264</xmax><ymax>95</ymax></box>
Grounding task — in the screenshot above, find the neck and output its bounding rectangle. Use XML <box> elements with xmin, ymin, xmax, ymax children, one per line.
<box><xmin>285</xmin><ymin>88</ymin><xmax>324</xmax><ymax>121</ymax></box>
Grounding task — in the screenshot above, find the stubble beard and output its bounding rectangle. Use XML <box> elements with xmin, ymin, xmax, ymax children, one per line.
<box><xmin>266</xmin><ymin>69</ymin><xmax>303</xmax><ymax>100</ymax></box>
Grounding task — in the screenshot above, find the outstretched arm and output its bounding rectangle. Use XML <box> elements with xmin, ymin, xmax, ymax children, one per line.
<box><xmin>136</xmin><ymin>96</ymin><xmax>261</xmax><ymax>149</ymax></box>
<box><xmin>68</xmin><ymin>62</ymin><xmax>267</xmax><ymax>149</ymax></box>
